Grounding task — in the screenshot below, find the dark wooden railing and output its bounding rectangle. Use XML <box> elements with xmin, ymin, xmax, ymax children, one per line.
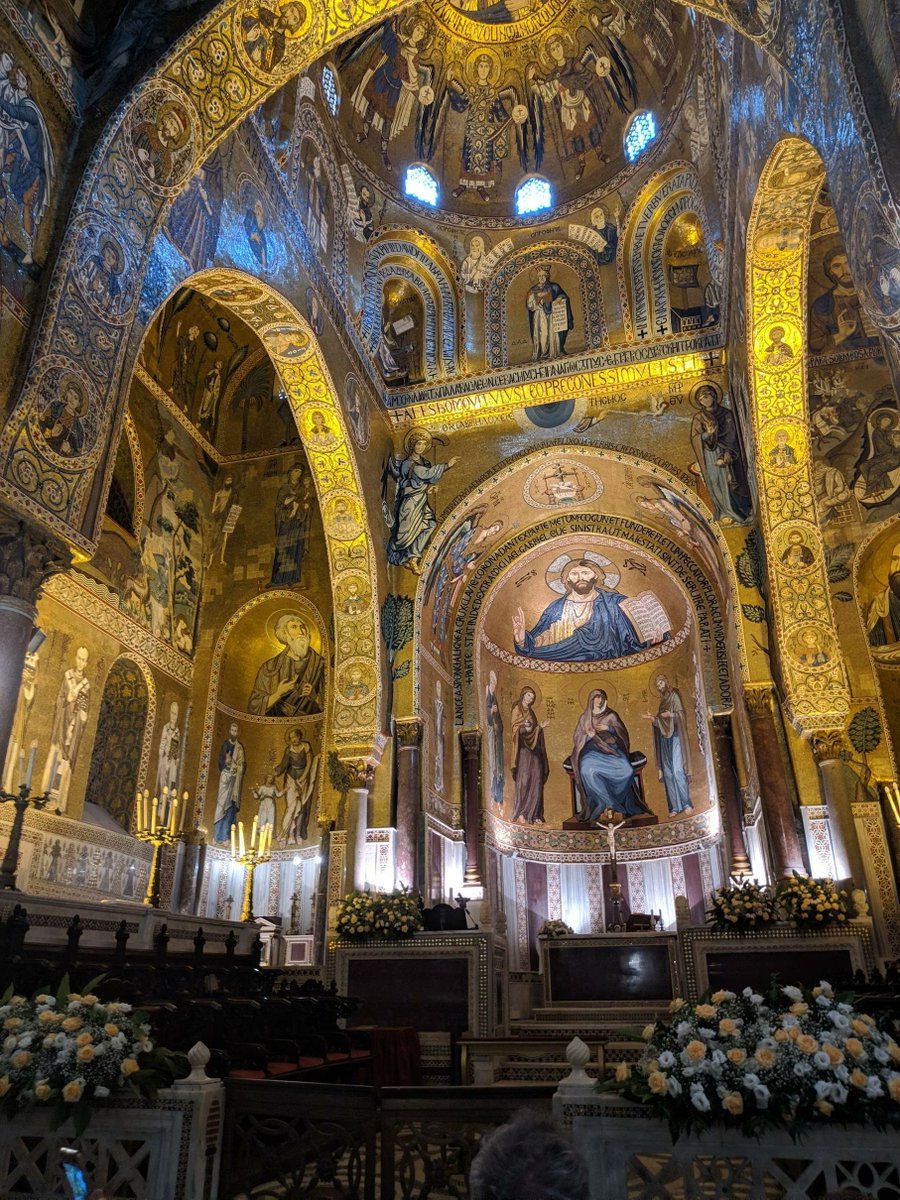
<box><xmin>219</xmin><ymin>1080</ymin><xmax>555</xmax><ymax>1200</ymax></box>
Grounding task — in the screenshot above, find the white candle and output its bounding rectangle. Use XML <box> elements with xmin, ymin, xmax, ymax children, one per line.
<box><xmin>250</xmin><ymin>815</ymin><xmax>258</xmax><ymax>850</ymax></box>
<box><xmin>239</xmin><ymin>821</ymin><xmax>246</xmax><ymax>858</ymax></box>
<box><xmin>25</xmin><ymin>743</ymin><xmax>37</xmax><ymax>791</ymax></box>
<box><xmin>150</xmin><ymin>797</ymin><xmax>157</xmax><ymax>835</ymax></box>
<box><xmin>17</xmin><ymin>750</ymin><xmax>24</xmax><ymax>789</ymax></box>
<box><xmin>230</xmin><ymin>824</ymin><xmax>236</xmax><ymax>859</ymax></box>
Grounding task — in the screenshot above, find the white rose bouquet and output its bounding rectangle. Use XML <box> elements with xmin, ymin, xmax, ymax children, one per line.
<box><xmin>538</xmin><ymin>919</ymin><xmax>574</xmax><ymax>938</ymax></box>
<box><xmin>0</xmin><ymin>977</ymin><xmax>188</xmax><ymax>1134</ymax></box>
<box><xmin>604</xmin><ymin>981</ymin><xmax>900</xmax><ymax>1139</ymax></box>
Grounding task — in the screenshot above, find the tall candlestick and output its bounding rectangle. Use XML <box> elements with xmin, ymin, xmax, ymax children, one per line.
<box><xmin>239</xmin><ymin>821</ymin><xmax>246</xmax><ymax>858</ymax></box>
<box><xmin>17</xmin><ymin>751</ymin><xmax>25</xmax><ymax>790</ymax></box>
<box><xmin>169</xmin><ymin>797</ymin><xmax>178</xmax><ymax>834</ymax></box>
<box><xmin>250</xmin><ymin>815</ymin><xmax>258</xmax><ymax>850</ymax></box>
<box><xmin>231</xmin><ymin>824</ymin><xmax>236</xmax><ymax>858</ymax></box>
<box><xmin>150</xmin><ymin>797</ymin><xmax>157</xmax><ymax>835</ymax></box>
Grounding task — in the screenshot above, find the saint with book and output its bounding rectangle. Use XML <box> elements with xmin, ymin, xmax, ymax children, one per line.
<box><xmin>512</xmin><ymin>557</ymin><xmax>669</xmax><ymax>662</ymax></box>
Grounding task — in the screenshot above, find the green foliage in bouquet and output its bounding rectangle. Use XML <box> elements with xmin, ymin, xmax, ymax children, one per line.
<box><xmin>777</xmin><ymin>872</ymin><xmax>851</xmax><ymax>927</ymax></box>
<box><xmin>0</xmin><ymin>976</ymin><xmax>188</xmax><ymax>1135</ymax></box>
<box><xmin>336</xmin><ymin>888</ymin><xmax>423</xmax><ymax>940</ymax></box>
<box><xmin>708</xmin><ymin>880</ymin><xmax>779</xmax><ymax>931</ymax></box>
<box><xmin>601</xmin><ymin>981</ymin><xmax>900</xmax><ymax>1141</ymax></box>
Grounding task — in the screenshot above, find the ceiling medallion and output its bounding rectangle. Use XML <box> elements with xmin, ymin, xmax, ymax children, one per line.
<box><xmin>429</xmin><ymin>0</ymin><xmax>572</xmax><ymax>43</ymax></box>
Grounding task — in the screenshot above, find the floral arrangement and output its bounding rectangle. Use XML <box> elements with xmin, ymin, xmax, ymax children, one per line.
<box><xmin>708</xmin><ymin>880</ymin><xmax>779</xmax><ymax>931</ymax></box>
<box><xmin>0</xmin><ymin>979</ymin><xmax>188</xmax><ymax>1135</ymax></box>
<box><xmin>777</xmin><ymin>873</ymin><xmax>851</xmax><ymax>927</ymax></box>
<box><xmin>336</xmin><ymin>888</ymin><xmax>423</xmax><ymax>940</ymax></box>
<box><xmin>604</xmin><ymin>981</ymin><xmax>900</xmax><ymax>1139</ymax></box>
<box><xmin>538</xmin><ymin>919</ymin><xmax>574</xmax><ymax>938</ymax></box>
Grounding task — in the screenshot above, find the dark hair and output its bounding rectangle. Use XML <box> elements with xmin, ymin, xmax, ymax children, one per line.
<box><xmin>469</xmin><ymin>1113</ymin><xmax>588</xmax><ymax>1200</ymax></box>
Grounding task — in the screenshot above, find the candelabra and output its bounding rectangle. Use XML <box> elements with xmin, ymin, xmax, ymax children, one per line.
<box><xmin>133</xmin><ymin>787</ymin><xmax>189</xmax><ymax>908</ymax></box>
<box><xmin>230</xmin><ymin>817</ymin><xmax>271</xmax><ymax>922</ymax></box>
<box><xmin>0</xmin><ymin>743</ymin><xmax>51</xmax><ymax>890</ymax></box>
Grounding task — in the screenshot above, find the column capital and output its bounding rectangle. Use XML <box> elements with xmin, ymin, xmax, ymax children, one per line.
<box><xmin>460</xmin><ymin>728</ymin><xmax>482</xmax><ymax>758</ymax></box>
<box><xmin>807</xmin><ymin>728</ymin><xmax>850</xmax><ymax>765</ymax></box>
<box><xmin>0</xmin><ymin>515</ymin><xmax>70</xmax><ymax>610</ymax></box>
<box><xmin>744</xmin><ymin>684</ymin><xmax>775</xmax><ymax>717</ymax></box>
<box><xmin>394</xmin><ymin>717</ymin><xmax>424</xmax><ymax>750</ymax></box>
<box><xmin>343</xmin><ymin>759</ymin><xmax>376</xmax><ymax>792</ymax></box>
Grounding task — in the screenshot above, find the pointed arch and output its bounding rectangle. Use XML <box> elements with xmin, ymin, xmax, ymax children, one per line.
<box><xmin>360</xmin><ymin>232</ymin><xmax>461</xmax><ymax>379</ymax></box>
<box><xmin>745</xmin><ymin>137</ymin><xmax>850</xmax><ymax>731</ymax></box>
<box><xmin>142</xmin><ymin>268</ymin><xmax>381</xmax><ymax>755</ymax></box>
<box><xmin>619</xmin><ymin>161</ymin><xmax>717</xmax><ymax>341</ymax></box>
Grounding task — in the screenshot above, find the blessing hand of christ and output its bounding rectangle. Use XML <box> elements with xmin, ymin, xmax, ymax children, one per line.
<box><xmin>512</xmin><ymin>607</ymin><xmax>526</xmax><ymax>645</ymax></box>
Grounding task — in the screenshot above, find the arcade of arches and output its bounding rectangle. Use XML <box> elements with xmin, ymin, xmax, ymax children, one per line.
<box><xmin>0</xmin><ymin>0</ymin><xmax>899</xmax><ymax>1110</ymax></box>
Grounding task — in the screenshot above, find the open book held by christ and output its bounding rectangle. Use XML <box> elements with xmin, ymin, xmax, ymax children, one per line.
<box><xmin>619</xmin><ymin>591</ymin><xmax>671</xmax><ymax>645</ymax></box>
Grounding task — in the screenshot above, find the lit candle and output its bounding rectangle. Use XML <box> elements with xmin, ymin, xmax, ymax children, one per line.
<box><xmin>150</xmin><ymin>796</ymin><xmax>157</xmax><ymax>835</ymax></box>
<box><xmin>230</xmin><ymin>823</ymin><xmax>236</xmax><ymax>859</ymax></box>
<box><xmin>258</xmin><ymin>826</ymin><xmax>266</xmax><ymax>859</ymax></box>
<box><xmin>136</xmin><ymin>792</ymin><xmax>144</xmax><ymax>832</ymax></box>
<box><xmin>179</xmin><ymin>793</ymin><xmax>188</xmax><ymax>831</ymax></box>
<box><xmin>250</xmin><ymin>815</ymin><xmax>258</xmax><ymax>850</ymax></box>
<box><xmin>17</xmin><ymin>750</ymin><xmax>24</xmax><ymax>789</ymax></box>
<box><xmin>169</xmin><ymin>797</ymin><xmax>178</xmax><ymax>834</ymax></box>
<box><xmin>239</xmin><ymin>821</ymin><xmax>246</xmax><ymax>858</ymax></box>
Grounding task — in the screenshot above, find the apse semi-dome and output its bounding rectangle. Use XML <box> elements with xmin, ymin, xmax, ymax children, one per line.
<box><xmin>320</xmin><ymin>0</ymin><xmax>695</xmax><ymax>226</ymax></box>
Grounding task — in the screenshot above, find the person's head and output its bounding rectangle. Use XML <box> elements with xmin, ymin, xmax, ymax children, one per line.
<box><xmin>489</xmin><ymin>669</ymin><xmax>497</xmax><ymax>689</ymax></box>
<box><xmin>655</xmin><ymin>674</ymin><xmax>669</xmax><ymax>695</ymax></box>
<box><xmin>590</xmin><ymin>690</ymin><xmax>608</xmax><ymax>716</ymax></box>
<box><xmin>14</xmin><ymin>66</ymin><xmax>29</xmax><ymax>93</ymax></box>
<box><xmin>435</xmin><ymin>679</ymin><xmax>442</xmax><ymax>697</ymax></box>
<box><xmin>280</xmin><ymin>1</ymin><xmax>305</xmax><ymax>33</ymax></box>
<box><xmin>312</xmin><ymin>410</ymin><xmax>326</xmax><ymax>430</ymax></box>
<box><xmin>469</xmin><ymin>235</ymin><xmax>485</xmax><ymax>256</ymax></box>
<box><xmin>876</xmin><ymin>413</ymin><xmax>895</xmax><ymax>431</ymax></box>
<box><xmin>537</xmin><ymin>267</ymin><xmax>550</xmax><ymax>285</ymax></box>
<box><xmin>769</xmin><ymin>325</ymin><xmax>785</xmax><ymax>344</ymax></box>
<box><xmin>0</xmin><ymin>51</ymin><xmax>12</xmax><ymax>75</ymax></box>
<box><xmin>475</xmin><ymin>53</ymin><xmax>492</xmax><ymax>82</ymax></box>
<box><xmin>228</xmin><ymin>722</ymin><xmax>239</xmax><ymax>741</ymax></box>
<box><xmin>159</xmin><ymin>106</ymin><xmax>185</xmax><ymax>145</ymax></box>
<box><xmin>410</xmin><ymin>17</ymin><xmax>428</xmax><ymax>43</ymax></box>
<box><xmin>101</xmin><ymin>241</ymin><xmax>118</xmax><ymax>271</ymax></box>
<box><xmin>265</xmin><ymin>772</ymin><xmax>275</xmax><ymax>785</ymax></box>
<box><xmin>520</xmin><ymin>687</ymin><xmax>536</xmax><ymax>709</ymax></box>
<box><xmin>64</xmin><ymin>384</ymin><xmax>82</xmax><ymax>413</ymax></box>
<box><xmin>254</xmin><ymin>199</ymin><xmax>265</xmax><ymax>226</ymax></box>
<box><xmin>563</xmin><ymin>560</ymin><xmax>599</xmax><ymax>596</ymax></box>
<box><xmin>169</xmin><ymin>700</ymin><xmax>179</xmax><ymax>723</ymax></box>
<box><xmin>75</xmin><ymin>646</ymin><xmax>89</xmax><ymax>672</ymax></box>
<box><xmin>774</xmin><ymin>428</ymin><xmax>789</xmax><ymax>446</ymax></box>
<box><xmin>289</xmin><ymin>727</ymin><xmax>303</xmax><ymax>747</ymax></box>
<box><xmin>275</xmin><ymin>614</ymin><xmax>310</xmax><ymax>657</ymax></box>
<box><xmin>469</xmin><ymin>1113</ymin><xmax>588</xmax><ymax>1200</ymax></box>
<box><xmin>695</xmin><ymin>384</ymin><xmax>718</xmax><ymax>410</ymax></box>
<box><xmin>547</xmin><ymin>35</ymin><xmax>566</xmax><ymax>63</ymax></box>
<box><xmin>360</xmin><ymin>186</ymin><xmax>372</xmax><ymax>204</ymax></box>
<box><xmin>484</xmin><ymin>521</ymin><xmax>503</xmax><ymax>538</ymax></box>
<box><xmin>823</xmin><ymin>249</ymin><xmax>854</xmax><ymax>289</ymax></box>
<box><xmin>411</xmin><ymin>433</ymin><xmax>430</xmax><ymax>456</ymax></box>
<box><xmin>590</xmin><ymin>205</ymin><xmax>608</xmax><ymax>230</ymax></box>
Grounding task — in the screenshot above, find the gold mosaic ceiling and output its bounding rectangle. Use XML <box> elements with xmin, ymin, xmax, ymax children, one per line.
<box><xmin>322</xmin><ymin>0</ymin><xmax>695</xmax><ymax>225</ymax></box>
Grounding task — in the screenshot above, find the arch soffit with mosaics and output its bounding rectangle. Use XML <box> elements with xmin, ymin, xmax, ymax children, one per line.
<box><xmin>130</xmin><ymin>267</ymin><xmax>383</xmax><ymax>756</ymax></box>
<box><xmin>0</xmin><ymin>0</ymin><xmax>889</xmax><ymax>560</ymax></box>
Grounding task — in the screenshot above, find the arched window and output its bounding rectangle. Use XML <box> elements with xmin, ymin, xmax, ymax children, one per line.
<box><xmin>515</xmin><ymin>176</ymin><xmax>552</xmax><ymax>216</ymax></box>
<box><xmin>624</xmin><ymin>111</ymin><xmax>657</xmax><ymax>162</ymax></box>
<box><xmin>404</xmin><ymin>164</ymin><xmax>439</xmax><ymax>207</ymax></box>
<box><xmin>321</xmin><ymin>64</ymin><xmax>339</xmax><ymax>116</ymax></box>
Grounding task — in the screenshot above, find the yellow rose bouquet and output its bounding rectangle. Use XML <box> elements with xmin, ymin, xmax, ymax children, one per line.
<box><xmin>777</xmin><ymin>872</ymin><xmax>851</xmax><ymax>927</ymax></box>
<box><xmin>708</xmin><ymin>880</ymin><xmax>779</xmax><ymax>932</ymax></box>
<box><xmin>336</xmin><ymin>887</ymin><xmax>423</xmax><ymax>940</ymax></box>
<box><xmin>0</xmin><ymin>977</ymin><xmax>188</xmax><ymax>1134</ymax></box>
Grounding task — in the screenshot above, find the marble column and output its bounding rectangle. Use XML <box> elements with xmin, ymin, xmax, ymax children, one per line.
<box><xmin>808</xmin><ymin>729</ymin><xmax>867</xmax><ymax>888</ymax></box>
<box><xmin>394</xmin><ymin>718</ymin><xmax>423</xmax><ymax>891</ymax></box>
<box><xmin>0</xmin><ymin>517</ymin><xmax>69</xmax><ymax>782</ymax></box>
<box><xmin>744</xmin><ymin>685</ymin><xmax>806</xmax><ymax>878</ymax></box>
<box><xmin>460</xmin><ymin>729</ymin><xmax>482</xmax><ymax>887</ymax></box>
<box><xmin>710</xmin><ymin>711</ymin><xmax>752</xmax><ymax>877</ymax></box>
<box><xmin>343</xmin><ymin>760</ymin><xmax>374</xmax><ymax>894</ymax></box>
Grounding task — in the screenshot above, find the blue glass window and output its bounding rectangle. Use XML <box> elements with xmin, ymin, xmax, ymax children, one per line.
<box><xmin>321</xmin><ymin>65</ymin><xmax>339</xmax><ymax>116</ymax></box>
<box><xmin>405</xmin><ymin>164</ymin><xmax>439</xmax><ymax>207</ymax></box>
<box><xmin>624</xmin><ymin>111</ymin><xmax>657</xmax><ymax>162</ymax></box>
<box><xmin>515</xmin><ymin>176</ymin><xmax>552</xmax><ymax>216</ymax></box>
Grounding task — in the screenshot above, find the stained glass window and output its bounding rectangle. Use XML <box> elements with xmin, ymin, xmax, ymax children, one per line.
<box><xmin>624</xmin><ymin>111</ymin><xmax>657</xmax><ymax>162</ymax></box>
<box><xmin>515</xmin><ymin>176</ymin><xmax>553</xmax><ymax>216</ymax></box>
<box><xmin>405</xmin><ymin>164</ymin><xmax>439</xmax><ymax>207</ymax></box>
